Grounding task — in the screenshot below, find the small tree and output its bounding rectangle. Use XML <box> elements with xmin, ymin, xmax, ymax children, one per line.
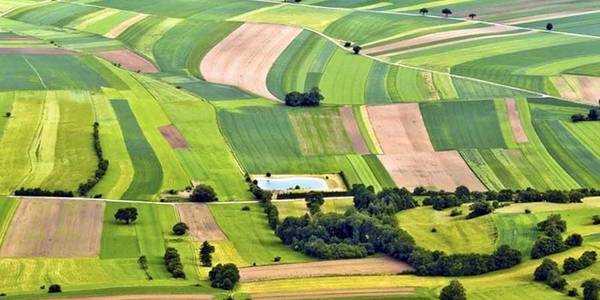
<box><xmin>546</xmin><ymin>23</ymin><xmax>554</xmax><ymax>30</ymax></box>
<box><xmin>172</xmin><ymin>222</ymin><xmax>189</xmax><ymax>236</ymax></box>
<box><xmin>419</xmin><ymin>8</ymin><xmax>429</xmax><ymax>15</ymax></box>
<box><xmin>114</xmin><ymin>207</ymin><xmax>138</xmax><ymax>224</ymax></box>
<box><xmin>200</xmin><ymin>241</ymin><xmax>216</xmax><ymax>267</ymax></box>
<box><xmin>352</xmin><ymin>45</ymin><xmax>362</xmax><ymax>54</ymax></box>
<box><xmin>208</xmin><ymin>263</ymin><xmax>240</xmax><ymax>290</ymax></box>
<box><xmin>305</xmin><ymin>192</ymin><xmax>324</xmax><ymax>215</ymax></box>
<box><xmin>190</xmin><ymin>184</ymin><xmax>218</xmax><ymax>202</ymax></box>
<box><xmin>593</xmin><ymin>215</ymin><xmax>600</xmax><ymax>225</ymax></box>
<box><xmin>439</xmin><ymin>280</ymin><xmax>466</xmax><ymax>300</ymax></box>
<box><xmin>534</xmin><ymin>258</ymin><xmax>559</xmax><ymax>281</ymax></box>
<box><xmin>565</xmin><ymin>233</ymin><xmax>583</xmax><ymax>247</ymax></box>
<box><xmin>468</xmin><ymin>13</ymin><xmax>477</xmax><ymax>19</ymax></box>
<box><xmin>4</xmin><ymin>112</ymin><xmax>10</xmax><ymax>118</ymax></box>
<box><xmin>442</xmin><ymin>8</ymin><xmax>452</xmax><ymax>17</ymax></box>
<box><xmin>563</xmin><ymin>257</ymin><xmax>581</xmax><ymax>274</ymax></box>
<box><xmin>582</xmin><ymin>278</ymin><xmax>600</xmax><ymax>300</ymax></box>
<box><xmin>48</xmin><ymin>284</ymin><xmax>61</xmax><ymax>293</ymax></box>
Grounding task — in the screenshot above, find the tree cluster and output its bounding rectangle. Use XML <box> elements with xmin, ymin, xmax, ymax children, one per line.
<box><xmin>172</xmin><ymin>222</ymin><xmax>189</xmax><ymax>236</ymax></box>
<box><xmin>466</xmin><ymin>201</ymin><xmax>494</xmax><ymax>219</ymax></box>
<box><xmin>415</xmin><ymin>186</ymin><xmax>599</xmax><ymax>204</ymax></box>
<box><xmin>531</xmin><ymin>214</ymin><xmax>583</xmax><ymax>259</ymax></box>
<box><xmin>77</xmin><ymin>122</ymin><xmax>109</xmax><ymax>196</ymax></box>
<box><xmin>114</xmin><ymin>207</ymin><xmax>138</xmax><ymax>224</ymax></box>
<box><xmin>571</xmin><ymin>108</ymin><xmax>599</xmax><ymax>123</ymax></box>
<box><xmin>14</xmin><ymin>188</ymin><xmax>73</xmax><ymax>197</ymax></box>
<box><xmin>563</xmin><ymin>251</ymin><xmax>597</xmax><ymax>274</ymax></box>
<box><xmin>208</xmin><ymin>263</ymin><xmax>239</xmax><ymax>290</ymax></box>
<box><xmin>439</xmin><ymin>280</ymin><xmax>466</xmax><ymax>300</ymax></box>
<box><xmin>189</xmin><ymin>184</ymin><xmax>218</xmax><ymax>202</ymax></box>
<box><xmin>582</xmin><ymin>278</ymin><xmax>600</xmax><ymax>300</ymax></box>
<box><xmin>164</xmin><ymin>247</ymin><xmax>185</xmax><ymax>278</ymax></box>
<box><xmin>247</xmin><ymin>179</ymin><xmax>279</xmax><ymax>229</ymax></box>
<box><xmin>352</xmin><ymin>185</ymin><xmax>418</xmax><ymax>220</ymax></box>
<box><xmin>200</xmin><ymin>241</ymin><xmax>215</xmax><ymax>267</ymax></box>
<box><xmin>305</xmin><ymin>192</ymin><xmax>324</xmax><ymax>215</ymax></box>
<box><xmin>284</xmin><ymin>87</ymin><xmax>323</xmax><ymax>107</ymax></box>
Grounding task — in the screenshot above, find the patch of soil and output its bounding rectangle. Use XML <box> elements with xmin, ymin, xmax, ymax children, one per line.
<box><xmin>97</xmin><ymin>49</ymin><xmax>158</xmax><ymax>73</ymax></box>
<box><xmin>159</xmin><ymin>124</ymin><xmax>188</xmax><ymax>149</ymax></box>
<box><xmin>251</xmin><ymin>287</ymin><xmax>415</xmax><ymax>300</ymax></box>
<box><xmin>176</xmin><ymin>203</ymin><xmax>226</xmax><ymax>241</ymax></box>
<box><xmin>505</xmin><ymin>99</ymin><xmax>528</xmax><ymax>143</ymax></box>
<box><xmin>339</xmin><ymin>106</ymin><xmax>370</xmax><ymax>154</ymax></box>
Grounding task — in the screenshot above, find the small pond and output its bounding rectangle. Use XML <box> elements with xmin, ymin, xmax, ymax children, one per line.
<box><xmin>256</xmin><ymin>177</ymin><xmax>329</xmax><ymax>191</ymax></box>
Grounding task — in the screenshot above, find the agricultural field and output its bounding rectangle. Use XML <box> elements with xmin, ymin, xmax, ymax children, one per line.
<box><xmin>0</xmin><ymin>0</ymin><xmax>598</xmax><ymax>299</ymax></box>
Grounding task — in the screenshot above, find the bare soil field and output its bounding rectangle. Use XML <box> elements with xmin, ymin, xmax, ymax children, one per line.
<box><xmin>159</xmin><ymin>124</ymin><xmax>188</xmax><ymax>149</ymax></box>
<box><xmin>105</xmin><ymin>14</ymin><xmax>148</xmax><ymax>39</ymax></box>
<box><xmin>0</xmin><ymin>198</ymin><xmax>104</xmax><ymax>257</ymax></box>
<box><xmin>98</xmin><ymin>49</ymin><xmax>158</xmax><ymax>73</ymax></box>
<box><xmin>200</xmin><ymin>23</ymin><xmax>302</xmax><ymax>100</ymax></box>
<box><xmin>364</xmin><ymin>25</ymin><xmax>512</xmax><ymax>56</ymax></box>
<box><xmin>570</xmin><ymin>75</ymin><xmax>600</xmax><ymax>105</ymax></box>
<box><xmin>239</xmin><ymin>257</ymin><xmax>411</xmax><ymax>282</ymax></box>
<box><xmin>339</xmin><ymin>106</ymin><xmax>369</xmax><ymax>154</ymax></box>
<box><xmin>176</xmin><ymin>203</ymin><xmax>226</xmax><ymax>241</ymax></box>
<box><xmin>0</xmin><ymin>47</ymin><xmax>74</xmax><ymax>55</ymax></box>
<box><xmin>506</xmin><ymin>99</ymin><xmax>528</xmax><ymax>143</ymax></box>
<box><xmin>368</xmin><ymin>104</ymin><xmax>485</xmax><ymax>191</ymax></box>
<box><xmin>250</xmin><ymin>287</ymin><xmax>416</xmax><ymax>300</ymax></box>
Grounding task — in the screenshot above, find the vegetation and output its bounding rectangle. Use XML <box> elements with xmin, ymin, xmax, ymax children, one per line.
<box><xmin>114</xmin><ymin>207</ymin><xmax>138</xmax><ymax>224</ymax></box>
<box><xmin>284</xmin><ymin>87</ymin><xmax>323</xmax><ymax>107</ymax></box>
<box><xmin>200</xmin><ymin>241</ymin><xmax>216</xmax><ymax>267</ymax></box>
<box><xmin>163</xmin><ymin>247</ymin><xmax>185</xmax><ymax>278</ymax></box>
<box><xmin>172</xmin><ymin>222</ymin><xmax>189</xmax><ymax>236</ymax></box>
<box><xmin>190</xmin><ymin>184</ymin><xmax>218</xmax><ymax>202</ymax></box>
<box><xmin>440</xmin><ymin>280</ymin><xmax>466</xmax><ymax>300</ymax></box>
<box><xmin>208</xmin><ymin>263</ymin><xmax>240</xmax><ymax>290</ymax></box>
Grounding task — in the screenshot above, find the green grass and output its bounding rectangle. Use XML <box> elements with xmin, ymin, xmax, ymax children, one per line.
<box><xmin>288</xmin><ymin>108</ymin><xmax>354</xmax><ymax>156</ymax></box>
<box><xmin>0</xmin><ymin>197</ymin><xmax>19</xmax><ymax>245</ymax></box>
<box><xmin>117</xmin><ymin>16</ymin><xmax>181</xmax><ymax>62</ymax></box>
<box><xmin>209</xmin><ymin>203</ymin><xmax>314</xmax><ymax>265</ymax></box>
<box><xmin>420</xmin><ymin>100</ymin><xmax>508</xmax><ymax>150</ymax></box>
<box><xmin>320</xmin><ymin>49</ymin><xmax>373</xmax><ymax>104</ymax></box>
<box><xmin>386</xmin><ymin>67</ymin><xmax>436</xmax><ymax>101</ymax></box>
<box><xmin>230</xmin><ymin>4</ymin><xmax>350</xmax><ymax>31</ymax></box>
<box><xmin>275</xmin><ymin>198</ymin><xmax>354</xmax><ymax>219</ymax></box>
<box><xmin>110</xmin><ymin>100</ymin><xmax>163</xmax><ymax>200</ymax></box>
<box><xmin>7</xmin><ymin>2</ymin><xmax>102</xmax><ymax>27</ymax></box>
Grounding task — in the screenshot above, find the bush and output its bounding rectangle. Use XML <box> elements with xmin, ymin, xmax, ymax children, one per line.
<box><xmin>563</xmin><ymin>251</ymin><xmax>597</xmax><ymax>274</ymax></box>
<box><xmin>439</xmin><ymin>280</ymin><xmax>466</xmax><ymax>300</ymax></box>
<box><xmin>531</xmin><ymin>235</ymin><xmax>566</xmax><ymax>259</ymax></box>
<box><xmin>568</xmin><ymin>288</ymin><xmax>579</xmax><ymax>297</ymax></box>
<box><xmin>190</xmin><ymin>184</ymin><xmax>218</xmax><ymax>202</ymax></box>
<box><xmin>537</xmin><ymin>214</ymin><xmax>566</xmax><ymax>237</ymax></box>
<box><xmin>582</xmin><ymin>278</ymin><xmax>600</xmax><ymax>300</ymax></box>
<box><xmin>284</xmin><ymin>87</ymin><xmax>323</xmax><ymax>107</ymax></box>
<box><xmin>593</xmin><ymin>215</ymin><xmax>600</xmax><ymax>225</ymax></box>
<box><xmin>78</xmin><ymin>122</ymin><xmax>109</xmax><ymax>196</ymax></box>
<box><xmin>164</xmin><ymin>247</ymin><xmax>185</xmax><ymax>278</ymax></box>
<box><xmin>546</xmin><ymin>270</ymin><xmax>567</xmax><ymax>290</ymax></box>
<box><xmin>534</xmin><ymin>259</ymin><xmax>559</xmax><ymax>281</ymax></box>
<box><xmin>565</xmin><ymin>233</ymin><xmax>583</xmax><ymax>247</ymax></box>
<box><xmin>525</xmin><ymin>209</ymin><xmax>532</xmax><ymax>214</ymax></box>
<box><xmin>48</xmin><ymin>284</ymin><xmax>61</xmax><ymax>293</ymax></box>
<box><xmin>466</xmin><ymin>201</ymin><xmax>493</xmax><ymax>219</ymax></box>
<box><xmin>241</xmin><ymin>206</ymin><xmax>250</xmax><ymax>211</ymax></box>
<box><xmin>208</xmin><ymin>263</ymin><xmax>240</xmax><ymax>290</ymax></box>
<box><xmin>114</xmin><ymin>207</ymin><xmax>138</xmax><ymax>224</ymax></box>
<box><xmin>172</xmin><ymin>222</ymin><xmax>189</xmax><ymax>236</ymax></box>
<box><xmin>14</xmin><ymin>188</ymin><xmax>73</xmax><ymax>197</ymax></box>
<box><xmin>563</xmin><ymin>257</ymin><xmax>581</xmax><ymax>274</ymax></box>
<box><xmin>200</xmin><ymin>241</ymin><xmax>215</xmax><ymax>267</ymax></box>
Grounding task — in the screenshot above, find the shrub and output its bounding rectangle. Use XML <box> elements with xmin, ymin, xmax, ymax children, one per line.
<box><xmin>172</xmin><ymin>222</ymin><xmax>189</xmax><ymax>236</ymax></box>
<box><xmin>208</xmin><ymin>263</ymin><xmax>240</xmax><ymax>290</ymax></box>
<box><xmin>114</xmin><ymin>207</ymin><xmax>138</xmax><ymax>224</ymax></box>
<box><xmin>565</xmin><ymin>233</ymin><xmax>583</xmax><ymax>247</ymax></box>
<box><xmin>537</xmin><ymin>214</ymin><xmax>566</xmax><ymax>237</ymax></box>
<box><xmin>430</xmin><ymin>227</ymin><xmax>437</xmax><ymax>233</ymax></box>
<box><xmin>582</xmin><ymin>278</ymin><xmax>600</xmax><ymax>300</ymax></box>
<box><xmin>164</xmin><ymin>247</ymin><xmax>185</xmax><ymax>278</ymax></box>
<box><xmin>449</xmin><ymin>208</ymin><xmax>462</xmax><ymax>217</ymax></box>
<box><xmin>439</xmin><ymin>280</ymin><xmax>466</xmax><ymax>300</ymax></box>
<box><xmin>531</xmin><ymin>235</ymin><xmax>566</xmax><ymax>259</ymax></box>
<box><xmin>466</xmin><ymin>201</ymin><xmax>493</xmax><ymax>219</ymax></box>
<box><xmin>534</xmin><ymin>259</ymin><xmax>559</xmax><ymax>281</ymax></box>
<box><xmin>352</xmin><ymin>45</ymin><xmax>362</xmax><ymax>54</ymax></box>
<box><xmin>200</xmin><ymin>241</ymin><xmax>215</xmax><ymax>267</ymax></box>
<box><xmin>593</xmin><ymin>215</ymin><xmax>600</xmax><ymax>225</ymax></box>
<box><xmin>284</xmin><ymin>87</ymin><xmax>323</xmax><ymax>107</ymax></box>
<box><xmin>48</xmin><ymin>284</ymin><xmax>61</xmax><ymax>293</ymax></box>
<box><xmin>525</xmin><ymin>209</ymin><xmax>532</xmax><ymax>214</ymax></box>
<box><xmin>241</xmin><ymin>206</ymin><xmax>250</xmax><ymax>211</ymax></box>
<box><xmin>546</xmin><ymin>270</ymin><xmax>567</xmax><ymax>290</ymax></box>
<box><xmin>563</xmin><ymin>257</ymin><xmax>581</xmax><ymax>274</ymax></box>
<box><xmin>568</xmin><ymin>288</ymin><xmax>579</xmax><ymax>297</ymax></box>
<box><xmin>190</xmin><ymin>184</ymin><xmax>218</xmax><ymax>202</ymax></box>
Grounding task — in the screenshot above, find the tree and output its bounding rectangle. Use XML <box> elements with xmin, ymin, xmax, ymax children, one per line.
<box><xmin>305</xmin><ymin>192</ymin><xmax>324</xmax><ymax>215</ymax></box>
<box><xmin>565</xmin><ymin>233</ymin><xmax>583</xmax><ymax>247</ymax></box>
<box><xmin>114</xmin><ymin>207</ymin><xmax>138</xmax><ymax>224</ymax></box>
<box><xmin>563</xmin><ymin>257</ymin><xmax>581</xmax><ymax>274</ymax></box>
<box><xmin>537</xmin><ymin>214</ymin><xmax>566</xmax><ymax>237</ymax></box>
<box><xmin>442</xmin><ymin>8</ymin><xmax>452</xmax><ymax>17</ymax></box>
<box><xmin>546</xmin><ymin>23</ymin><xmax>554</xmax><ymax>30</ymax></box>
<box><xmin>455</xmin><ymin>185</ymin><xmax>470</xmax><ymax>199</ymax></box>
<box><xmin>572</xmin><ymin>114</ymin><xmax>586</xmax><ymax>122</ymax></box>
<box><xmin>138</xmin><ymin>255</ymin><xmax>148</xmax><ymax>270</ymax></box>
<box><xmin>172</xmin><ymin>222</ymin><xmax>189</xmax><ymax>236</ymax></box>
<box><xmin>208</xmin><ymin>263</ymin><xmax>240</xmax><ymax>290</ymax></box>
<box><xmin>594</xmin><ymin>215</ymin><xmax>600</xmax><ymax>225</ymax></box>
<box><xmin>534</xmin><ymin>258</ymin><xmax>559</xmax><ymax>281</ymax></box>
<box><xmin>419</xmin><ymin>8</ymin><xmax>429</xmax><ymax>15</ymax></box>
<box><xmin>284</xmin><ymin>87</ymin><xmax>323</xmax><ymax>107</ymax></box>
<box><xmin>589</xmin><ymin>108</ymin><xmax>599</xmax><ymax>121</ymax></box>
<box><xmin>582</xmin><ymin>278</ymin><xmax>600</xmax><ymax>300</ymax></box>
<box><xmin>4</xmin><ymin>112</ymin><xmax>10</xmax><ymax>118</ymax></box>
<box><xmin>531</xmin><ymin>235</ymin><xmax>566</xmax><ymax>259</ymax></box>
<box><xmin>48</xmin><ymin>284</ymin><xmax>61</xmax><ymax>293</ymax></box>
<box><xmin>468</xmin><ymin>13</ymin><xmax>477</xmax><ymax>19</ymax></box>
<box><xmin>491</xmin><ymin>245</ymin><xmax>522</xmax><ymax>269</ymax></box>
<box><xmin>546</xmin><ymin>270</ymin><xmax>567</xmax><ymax>290</ymax></box>
<box><xmin>352</xmin><ymin>45</ymin><xmax>362</xmax><ymax>54</ymax></box>
<box><xmin>200</xmin><ymin>241</ymin><xmax>216</xmax><ymax>267</ymax></box>
<box><xmin>284</xmin><ymin>91</ymin><xmax>304</xmax><ymax>106</ymax></box>
<box><xmin>190</xmin><ymin>184</ymin><xmax>218</xmax><ymax>202</ymax></box>
<box><xmin>466</xmin><ymin>201</ymin><xmax>493</xmax><ymax>219</ymax></box>
<box><xmin>439</xmin><ymin>280</ymin><xmax>466</xmax><ymax>300</ymax></box>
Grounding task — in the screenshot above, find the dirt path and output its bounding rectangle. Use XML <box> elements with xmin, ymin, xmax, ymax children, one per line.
<box><xmin>506</xmin><ymin>99</ymin><xmax>528</xmax><ymax>143</ymax></box>
<box><xmin>200</xmin><ymin>22</ymin><xmax>302</xmax><ymax>100</ymax></box>
<box><xmin>239</xmin><ymin>257</ymin><xmax>411</xmax><ymax>282</ymax></box>
<box><xmin>0</xmin><ymin>198</ymin><xmax>104</xmax><ymax>257</ymax></box>
<box><xmin>176</xmin><ymin>203</ymin><xmax>226</xmax><ymax>241</ymax></box>
<box><xmin>367</xmin><ymin>104</ymin><xmax>485</xmax><ymax>191</ymax></box>
<box><xmin>97</xmin><ymin>49</ymin><xmax>158</xmax><ymax>73</ymax></box>
<box><xmin>339</xmin><ymin>106</ymin><xmax>370</xmax><ymax>154</ymax></box>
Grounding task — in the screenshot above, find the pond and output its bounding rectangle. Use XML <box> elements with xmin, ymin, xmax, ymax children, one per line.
<box><xmin>256</xmin><ymin>177</ymin><xmax>329</xmax><ymax>191</ymax></box>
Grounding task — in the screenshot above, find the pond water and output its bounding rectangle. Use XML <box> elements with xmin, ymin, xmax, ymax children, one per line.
<box><xmin>256</xmin><ymin>177</ymin><xmax>329</xmax><ymax>191</ymax></box>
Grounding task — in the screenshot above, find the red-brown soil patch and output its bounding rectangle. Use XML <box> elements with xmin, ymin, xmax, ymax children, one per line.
<box><xmin>506</xmin><ymin>99</ymin><xmax>528</xmax><ymax>143</ymax></box>
<box><xmin>0</xmin><ymin>198</ymin><xmax>104</xmax><ymax>258</ymax></box>
<box><xmin>574</xmin><ymin>76</ymin><xmax>600</xmax><ymax>105</ymax></box>
<box><xmin>159</xmin><ymin>124</ymin><xmax>188</xmax><ymax>149</ymax></box>
<box><xmin>97</xmin><ymin>49</ymin><xmax>158</xmax><ymax>73</ymax></box>
<box><xmin>176</xmin><ymin>203</ymin><xmax>226</xmax><ymax>241</ymax></box>
<box><xmin>239</xmin><ymin>257</ymin><xmax>411</xmax><ymax>282</ymax></box>
<box><xmin>0</xmin><ymin>47</ymin><xmax>74</xmax><ymax>55</ymax></box>
<box><xmin>367</xmin><ymin>104</ymin><xmax>485</xmax><ymax>191</ymax></box>
<box><xmin>200</xmin><ymin>23</ymin><xmax>302</xmax><ymax>100</ymax></box>
<box><xmin>339</xmin><ymin>106</ymin><xmax>369</xmax><ymax>154</ymax></box>
<box><xmin>251</xmin><ymin>287</ymin><xmax>415</xmax><ymax>300</ymax></box>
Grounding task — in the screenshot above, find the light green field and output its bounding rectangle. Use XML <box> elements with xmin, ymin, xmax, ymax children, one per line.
<box><xmin>275</xmin><ymin>197</ymin><xmax>354</xmax><ymax>218</ymax></box>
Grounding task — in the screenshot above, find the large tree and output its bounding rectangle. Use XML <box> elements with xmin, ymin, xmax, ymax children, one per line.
<box><xmin>305</xmin><ymin>192</ymin><xmax>324</xmax><ymax>215</ymax></box>
<box><xmin>209</xmin><ymin>263</ymin><xmax>240</xmax><ymax>290</ymax></box>
<box><xmin>190</xmin><ymin>184</ymin><xmax>218</xmax><ymax>202</ymax></box>
<box><xmin>114</xmin><ymin>207</ymin><xmax>138</xmax><ymax>224</ymax></box>
<box><xmin>439</xmin><ymin>280</ymin><xmax>466</xmax><ymax>300</ymax></box>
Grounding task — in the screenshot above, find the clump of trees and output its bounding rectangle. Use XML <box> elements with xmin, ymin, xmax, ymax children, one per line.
<box><xmin>531</xmin><ymin>214</ymin><xmax>583</xmax><ymax>259</ymax></box>
<box><xmin>582</xmin><ymin>278</ymin><xmax>600</xmax><ymax>300</ymax></box>
<box><xmin>563</xmin><ymin>251</ymin><xmax>597</xmax><ymax>274</ymax></box>
<box><xmin>305</xmin><ymin>192</ymin><xmax>324</xmax><ymax>215</ymax></box>
<box><xmin>419</xmin><ymin>8</ymin><xmax>429</xmax><ymax>15</ymax></box>
<box><xmin>572</xmin><ymin>108</ymin><xmax>599</xmax><ymax>123</ymax></box>
<box><xmin>208</xmin><ymin>263</ymin><xmax>239</xmax><ymax>290</ymax></box>
<box><xmin>172</xmin><ymin>222</ymin><xmax>189</xmax><ymax>236</ymax></box>
<box><xmin>352</xmin><ymin>185</ymin><xmax>417</xmax><ymax>220</ymax></box>
<box><xmin>78</xmin><ymin>122</ymin><xmax>109</xmax><ymax>196</ymax></box>
<box><xmin>352</xmin><ymin>45</ymin><xmax>362</xmax><ymax>54</ymax></box>
<box><xmin>284</xmin><ymin>87</ymin><xmax>323</xmax><ymax>107</ymax></box>
<box><xmin>533</xmin><ymin>258</ymin><xmax>567</xmax><ymax>291</ymax></box>
<box><xmin>190</xmin><ymin>184</ymin><xmax>218</xmax><ymax>202</ymax></box>
<box><xmin>114</xmin><ymin>207</ymin><xmax>138</xmax><ymax>224</ymax></box>
<box><xmin>48</xmin><ymin>284</ymin><xmax>61</xmax><ymax>293</ymax></box>
<box><xmin>466</xmin><ymin>201</ymin><xmax>494</xmax><ymax>219</ymax></box>
<box><xmin>593</xmin><ymin>215</ymin><xmax>600</xmax><ymax>225</ymax></box>
<box><xmin>200</xmin><ymin>241</ymin><xmax>215</xmax><ymax>267</ymax></box>
<box><xmin>439</xmin><ymin>280</ymin><xmax>466</xmax><ymax>300</ymax></box>
<box><xmin>442</xmin><ymin>8</ymin><xmax>452</xmax><ymax>17</ymax></box>
<box><xmin>14</xmin><ymin>188</ymin><xmax>73</xmax><ymax>197</ymax></box>
<box><xmin>164</xmin><ymin>247</ymin><xmax>185</xmax><ymax>278</ymax></box>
